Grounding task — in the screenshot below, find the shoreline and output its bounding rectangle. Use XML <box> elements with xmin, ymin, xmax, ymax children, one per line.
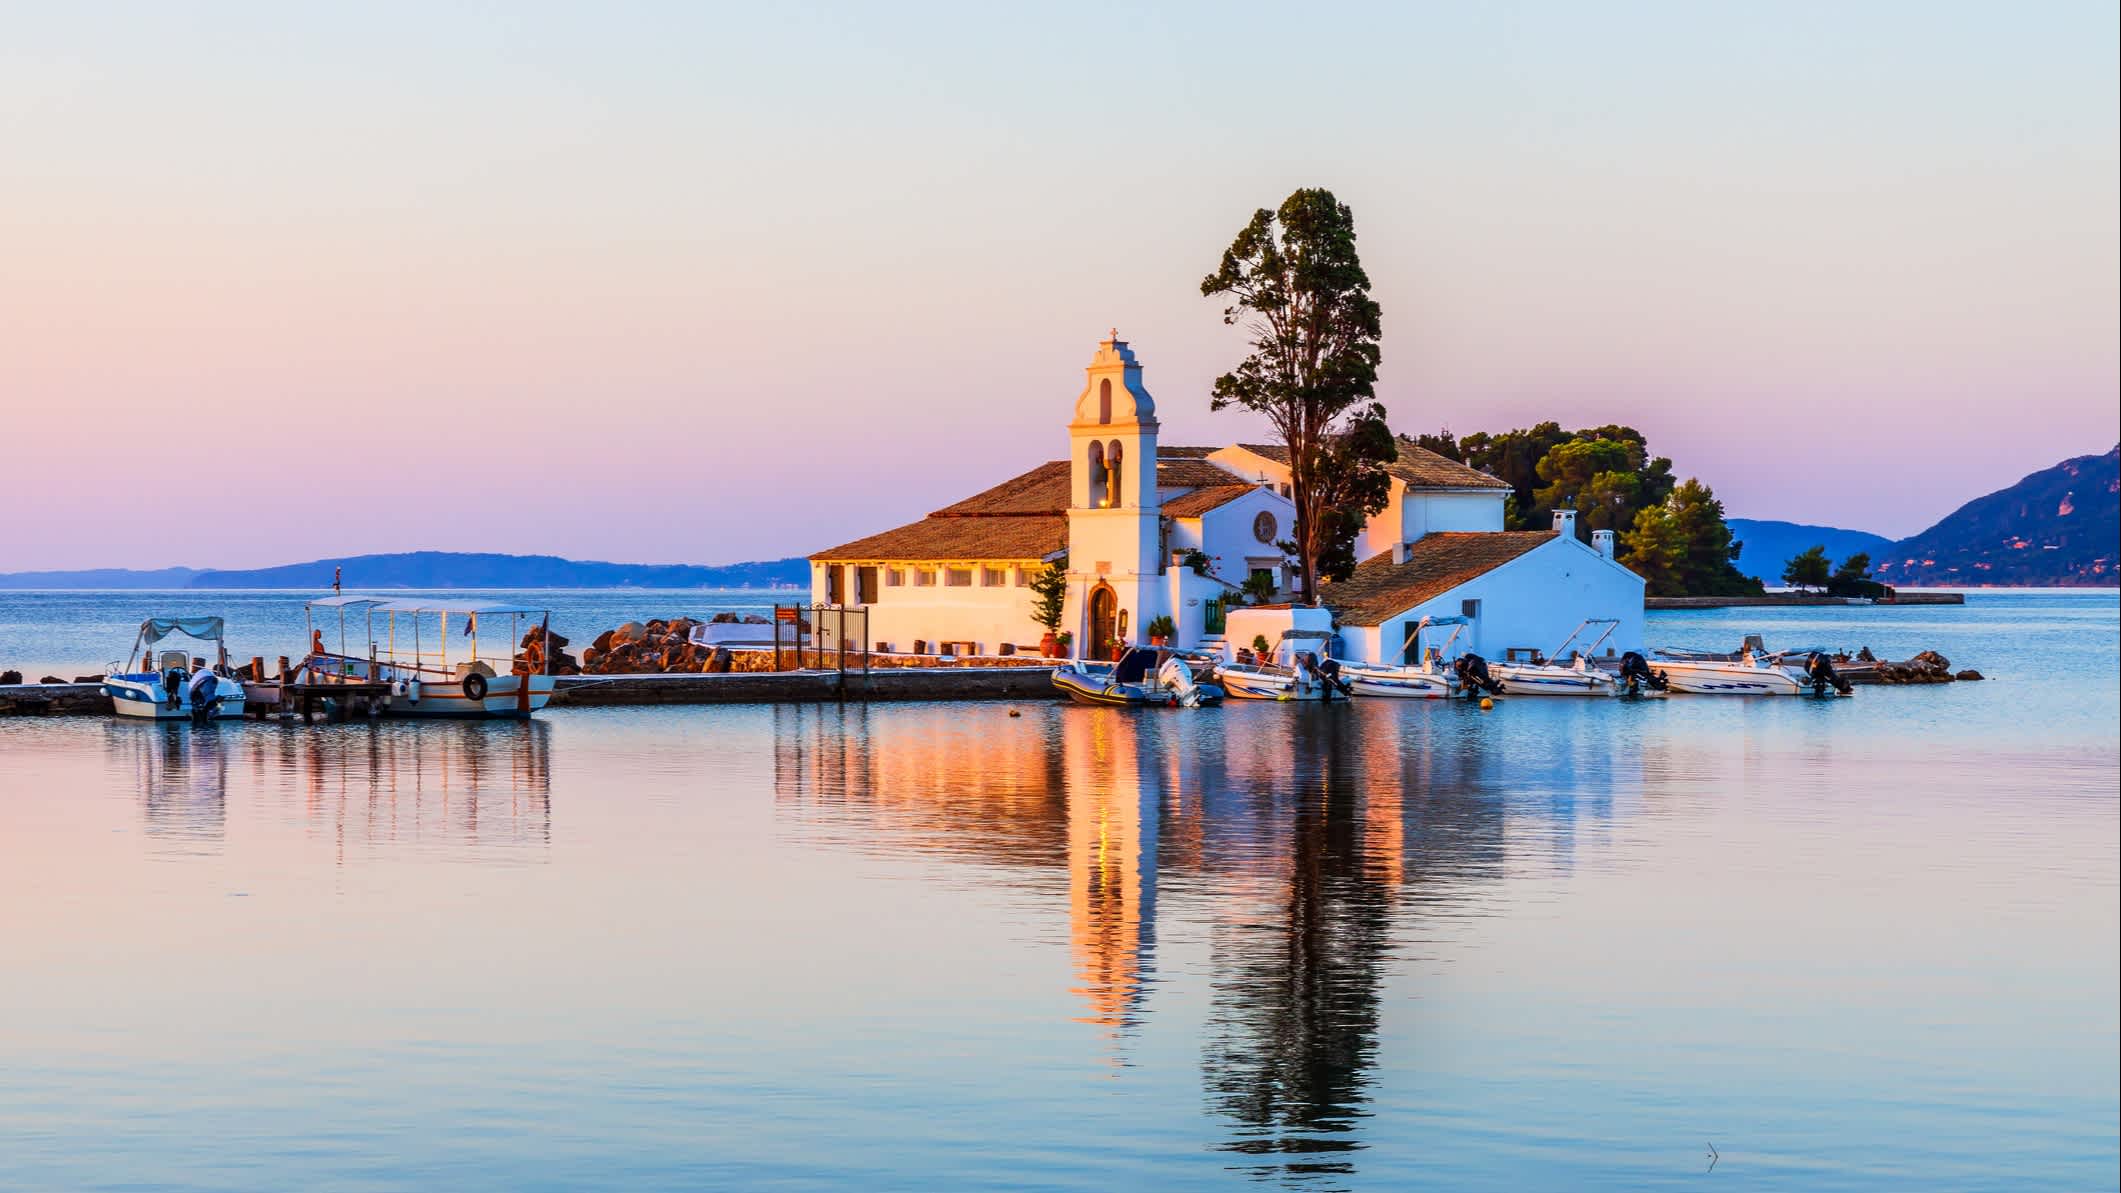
<box><xmin>1646</xmin><ymin>592</ymin><xmax>1966</xmax><ymax>609</ymax></box>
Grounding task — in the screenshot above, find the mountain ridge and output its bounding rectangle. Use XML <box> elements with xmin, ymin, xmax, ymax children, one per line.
<box><xmin>1873</xmin><ymin>446</ymin><xmax>2118</xmax><ymax>587</ymax></box>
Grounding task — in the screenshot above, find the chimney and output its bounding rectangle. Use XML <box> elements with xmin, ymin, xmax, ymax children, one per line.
<box><xmin>1392</xmin><ymin>541</ymin><xmax>1412</xmax><ymax>565</ymax></box>
<box><xmin>1592</xmin><ymin>529</ymin><xmax>1615</xmax><ymax>560</ymax></box>
<box><xmin>1551</xmin><ymin>508</ymin><xmax>1577</xmax><ymax>539</ymax></box>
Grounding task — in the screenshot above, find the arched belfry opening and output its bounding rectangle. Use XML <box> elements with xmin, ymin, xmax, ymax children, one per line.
<box><xmin>1107</xmin><ymin>440</ymin><xmax>1124</xmax><ymax>507</ymax></box>
<box><xmin>1086</xmin><ymin>440</ymin><xmax>1107</xmax><ymax>508</ymax></box>
<box><xmin>1098</xmin><ymin>379</ymin><xmax>1112</xmax><ymax>425</ymax></box>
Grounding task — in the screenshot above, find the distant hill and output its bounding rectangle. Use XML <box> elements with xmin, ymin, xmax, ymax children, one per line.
<box><xmin>1726</xmin><ymin>520</ymin><xmax>1895</xmax><ymax>583</ymax></box>
<box><xmin>0</xmin><ymin>552</ymin><xmax>808</xmax><ymax>590</ymax></box>
<box><xmin>0</xmin><ymin>566</ymin><xmax>203</xmax><ymax>589</ymax></box>
<box><xmin>1875</xmin><ymin>446</ymin><xmax>2119</xmax><ymax>587</ymax></box>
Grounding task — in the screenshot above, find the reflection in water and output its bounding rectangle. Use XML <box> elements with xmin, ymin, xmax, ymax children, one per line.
<box><xmin>106</xmin><ymin>720</ymin><xmax>553</xmax><ymax>861</ymax></box>
<box><xmin>108</xmin><ymin>721</ymin><xmax>230</xmax><ymax>851</ymax></box>
<box><xmin>772</xmin><ymin>701</ymin><xmax>1638</xmax><ymax>1186</ymax></box>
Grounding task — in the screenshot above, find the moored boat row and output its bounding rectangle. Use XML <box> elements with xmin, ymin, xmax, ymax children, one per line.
<box><xmin>1049</xmin><ymin>615</ymin><xmax>1857</xmax><ymax>708</ymax></box>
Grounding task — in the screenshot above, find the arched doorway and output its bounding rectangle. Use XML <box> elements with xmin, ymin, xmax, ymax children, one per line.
<box><xmin>1088</xmin><ymin>584</ymin><xmax>1117</xmax><ymax>661</ymax></box>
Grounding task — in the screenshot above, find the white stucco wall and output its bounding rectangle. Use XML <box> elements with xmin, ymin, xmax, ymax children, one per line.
<box><xmin>1403</xmin><ymin>490</ymin><xmax>1508</xmax><ymax>540</ymax></box>
<box><xmin>1334</xmin><ymin>538</ymin><xmax>1646</xmax><ymax>665</ymax></box>
<box><xmin>810</xmin><ymin>560</ymin><xmax>1048</xmax><ymax>655</ymax></box>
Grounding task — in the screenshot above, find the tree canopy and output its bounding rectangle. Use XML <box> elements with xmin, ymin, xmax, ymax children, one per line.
<box><xmin>1202</xmin><ymin>188</ymin><xmax>1393</xmax><ymax>604</ymax></box>
<box><xmin>1622</xmin><ymin>479</ymin><xmax>1762</xmax><ymax>597</ymax></box>
<box><xmin>1782</xmin><ymin>545</ymin><xmax>1831</xmax><ymax>590</ymax></box>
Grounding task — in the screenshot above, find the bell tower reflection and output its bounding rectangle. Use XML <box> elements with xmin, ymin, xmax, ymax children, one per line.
<box><xmin>1064</xmin><ymin>712</ymin><xmax>1158</xmax><ymax>1038</ymax></box>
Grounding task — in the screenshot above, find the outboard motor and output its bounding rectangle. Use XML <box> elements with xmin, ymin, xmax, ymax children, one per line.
<box><xmin>1805</xmin><ymin>651</ymin><xmax>1852</xmax><ymax>697</ymax></box>
<box><xmin>1617</xmin><ymin>651</ymin><xmax>1669</xmax><ymax>695</ymax></box>
<box><xmin>1157</xmin><ymin>655</ymin><xmax>1202</xmax><ymax>708</ymax></box>
<box><xmin>1316</xmin><ymin>657</ymin><xmax>1351</xmax><ymax>701</ymax></box>
<box><xmin>1454</xmin><ymin>653</ymin><xmax>1502</xmax><ymax>697</ymax></box>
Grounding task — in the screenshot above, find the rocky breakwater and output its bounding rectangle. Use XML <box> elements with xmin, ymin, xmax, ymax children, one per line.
<box><xmin>1855</xmin><ymin>649</ymin><xmax>1981</xmax><ymax>685</ymax></box>
<box><xmin>580</xmin><ymin>617</ymin><xmax>727</xmax><ymax>674</ymax></box>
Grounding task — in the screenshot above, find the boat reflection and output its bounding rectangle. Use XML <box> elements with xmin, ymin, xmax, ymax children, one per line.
<box><xmin>773</xmin><ymin>701</ymin><xmax>1639</xmax><ymax>1184</ymax></box>
<box><xmin>109</xmin><ymin>720</ymin><xmax>552</xmax><ymax>861</ymax></box>
<box><xmin>107</xmin><ymin>721</ymin><xmax>230</xmax><ymax>852</ymax></box>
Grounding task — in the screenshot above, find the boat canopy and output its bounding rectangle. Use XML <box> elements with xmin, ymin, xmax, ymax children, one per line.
<box><xmin>306</xmin><ymin>595</ymin><xmax>551</xmax><ymax>616</ymax></box>
<box><xmin>135</xmin><ymin>616</ymin><xmax>224</xmax><ymax>645</ymax></box>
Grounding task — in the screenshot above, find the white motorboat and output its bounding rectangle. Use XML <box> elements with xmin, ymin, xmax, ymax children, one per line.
<box><xmin>1341</xmin><ymin>615</ymin><xmax>1468</xmax><ymax>699</ymax></box>
<box><xmin>1491</xmin><ymin>619</ymin><xmax>1623</xmax><ymax>697</ymax></box>
<box><xmin>1218</xmin><ymin>629</ymin><xmax>1347</xmax><ymax>701</ymax></box>
<box><xmin>283</xmin><ymin>596</ymin><xmax>559</xmax><ymax>717</ymax></box>
<box><xmin>103</xmin><ymin>616</ymin><xmax>247</xmax><ymax>720</ymax></box>
<box><xmin>1649</xmin><ymin>645</ymin><xmax>1852</xmax><ymax>697</ymax></box>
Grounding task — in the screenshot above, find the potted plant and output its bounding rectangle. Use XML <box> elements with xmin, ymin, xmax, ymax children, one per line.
<box><xmin>1054</xmin><ymin>631</ymin><xmax>1073</xmax><ymax>659</ymax></box>
<box><xmin>1145</xmin><ymin>614</ymin><xmax>1176</xmax><ymax>647</ymax></box>
<box><xmin>1028</xmin><ymin>551</ymin><xmax>1068</xmax><ymax>656</ymax></box>
<box><xmin>1251</xmin><ymin>633</ymin><xmax>1272</xmax><ymax>656</ymax></box>
<box><xmin>1178</xmin><ymin>548</ymin><xmax>1210</xmax><ymax>576</ymax></box>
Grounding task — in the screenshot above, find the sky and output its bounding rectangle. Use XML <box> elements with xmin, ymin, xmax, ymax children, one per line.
<box><xmin>2</xmin><ymin>0</ymin><xmax>2115</xmax><ymax>570</ymax></box>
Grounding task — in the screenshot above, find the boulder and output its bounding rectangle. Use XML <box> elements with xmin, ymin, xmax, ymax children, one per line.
<box><xmin>592</xmin><ymin>629</ymin><xmax>616</xmax><ymax>653</ymax></box>
<box><xmin>614</xmin><ymin>621</ymin><xmax>647</xmax><ymax>645</ymax></box>
<box><xmin>1955</xmin><ymin>669</ymin><xmax>1984</xmax><ymax>681</ymax></box>
<box><xmin>1909</xmin><ymin>650</ymin><xmax>1952</xmax><ymax>673</ymax></box>
<box><xmin>0</xmin><ymin>670</ymin><xmax>20</xmax><ymax>685</ymax></box>
<box><xmin>39</xmin><ymin>675</ymin><xmax>64</xmax><ymax>685</ymax></box>
<box><xmin>707</xmin><ymin>646</ymin><xmax>733</xmax><ymax>674</ymax></box>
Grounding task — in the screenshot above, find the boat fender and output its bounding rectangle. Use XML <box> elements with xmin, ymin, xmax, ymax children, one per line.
<box><xmin>407</xmin><ymin>679</ymin><xmax>421</xmax><ymax>703</ymax></box>
<box><xmin>462</xmin><ymin>672</ymin><xmax>488</xmax><ymax>702</ymax></box>
<box><xmin>391</xmin><ymin>679</ymin><xmax>407</xmax><ymax>698</ymax></box>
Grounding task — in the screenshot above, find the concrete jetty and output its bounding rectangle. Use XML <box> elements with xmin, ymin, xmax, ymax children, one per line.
<box><xmin>1</xmin><ymin>666</ymin><xmax>1060</xmax><ymax>717</ymax></box>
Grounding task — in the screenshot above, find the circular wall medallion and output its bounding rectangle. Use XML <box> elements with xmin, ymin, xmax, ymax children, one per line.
<box><xmin>1253</xmin><ymin>511</ymin><xmax>1279</xmax><ymax>544</ymax></box>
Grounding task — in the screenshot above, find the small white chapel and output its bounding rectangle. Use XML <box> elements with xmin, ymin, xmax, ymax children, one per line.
<box><xmin>810</xmin><ymin>332</ymin><xmax>1645</xmax><ymax>664</ymax></box>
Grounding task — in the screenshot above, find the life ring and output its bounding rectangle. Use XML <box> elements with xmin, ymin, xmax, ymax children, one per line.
<box><xmin>461</xmin><ymin>673</ymin><xmax>489</xmax><ymax>702</ymax></box>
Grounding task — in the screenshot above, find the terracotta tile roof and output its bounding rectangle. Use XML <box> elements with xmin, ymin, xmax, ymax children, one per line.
<box><xmin>1155</xmin><ymin>457</ymin><xmax>1247</xmax><ymax>488</ymax></box>
<box><xmin>1321</xmin><ymin>532</ymin><xmax>1556</xmax><ymax>625</ymax></box>
<box><xmin>1156</xmin><ymin>445</ymin><xmax>1220</xmax><ymax>458</ymax></box>
<box><xmin>815</xmin><ymin>450</ymin><xmax>1249</xmax><ymax>562</ymax></box>
<box><xmin>931</xmin><ymin>460</ymin><xmax>1072</xmax><ymax>516</ymax></box>
<box><xmin>1387</xmin><ymin>440</ymin><xmax>1512</xmax><ymax>489</ymax></box>
<box><xmin>1162</xmin><ymin>484</ymin><xmax>1259</xmax><ymax>518</ymax></box>
<box><xmin>1235</xmin><ymin>440</ymin><xmax>1510</xmax><ymax>490</ymax></box>
<box><xmin>813</xmin><ymin>514</ymin><xmax>1069</xmax><ymax>562</ymax></box>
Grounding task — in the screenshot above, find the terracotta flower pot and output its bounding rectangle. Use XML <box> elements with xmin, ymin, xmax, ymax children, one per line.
<box><xmin>1039</xmin><ymin>631</ymin><xmax>1058</xmax><ymax>658</ymax></box>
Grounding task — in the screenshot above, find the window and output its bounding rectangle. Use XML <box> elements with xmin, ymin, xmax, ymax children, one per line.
<box><xmin>1013</xmin><ymin>567</ymin><xmax>1030</xmax><ymax>587</ymax></box>
<box><xmin>944</xmin><ymin>567</ymin><xmax>973</xmax><ymax>587</ymax></box>
<box><xmin>856</xmin><ymin>566</ymin><xmax>878</xmax><ymax>604</ymax></box>
<box><xmin>982</xmin><ymin>567</ymin><xmax>1006</xmax><ymax>587</ymax></box>
<box><xmin>1098</xmin><ymin>378</ymin><xmax>1112</xmax><ymax>424</ymax></box>
<box><xmin>1461</xmin><ymin>598</ymin><xmax>1481</xmax><ymax>619</ymax></box>
<box><xmin>885</xmin><ymin>568</ymin><xmax>904</xmax><ymax>587</ymax></box>
<box><xmin>825</xmin><ymin>565</ymin><xmax>843</xmax><ymax>605</ymax></box>
<box><xmin>913</xmin><ymin>569</ymin><xmax>935</xmax><ymax>587</ymax></box>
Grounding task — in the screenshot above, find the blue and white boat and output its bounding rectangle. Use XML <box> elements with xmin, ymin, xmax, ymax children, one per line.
<box><xmin>1341</xmin><ymin>615</ymin><xmax>1469</xmax><ymax>699</ymax></box>
<box><xmin>102</xmin><ymin>616</ymin><xmax>246</xmax><ymax>720</ymax></box>
<box><xmin>1491</xmin><ymin>618</ymin><xmax>1623</xmax><ymax>697</ymax></box>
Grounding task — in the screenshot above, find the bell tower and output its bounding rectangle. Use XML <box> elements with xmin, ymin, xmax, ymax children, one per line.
<box><xmin>1066</xmin><ymin>331</ymin><xmax>1167</xmax><ymax>656</ymax></box>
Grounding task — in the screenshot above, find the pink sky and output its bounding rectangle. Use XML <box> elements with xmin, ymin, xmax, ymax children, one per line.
<box><xmin>3</xmin><ymin>2</ymin><xmax>2115</xmax><ymax>570</ymax></box>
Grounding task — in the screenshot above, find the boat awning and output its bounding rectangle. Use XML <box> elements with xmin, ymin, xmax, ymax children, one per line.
<box><xmin>371</xmin><ymin>599</ymin><xmax>551</xmax><ymax>616</ymax></box>
<box><xmin>136</xmin><ymin>616</ymin><xmax>224</xmax><ymax>645</ymax></box>
<box><xmin>305</xmin><ymin>596</ymin><xmax>550</xmax><ymax>616</ymax></box>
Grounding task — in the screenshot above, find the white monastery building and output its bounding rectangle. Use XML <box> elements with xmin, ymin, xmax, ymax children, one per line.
<box><xmin>811</xmin><ymin>333</ymin><xmax>1644</xmax><ymax>664</ymax></box>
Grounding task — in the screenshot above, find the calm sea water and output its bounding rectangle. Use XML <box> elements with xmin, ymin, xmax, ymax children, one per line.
<box><xmin>0</xmin><ymin>591</ymin><xmax>2114</xmax><ymax>1190</ymax></box>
